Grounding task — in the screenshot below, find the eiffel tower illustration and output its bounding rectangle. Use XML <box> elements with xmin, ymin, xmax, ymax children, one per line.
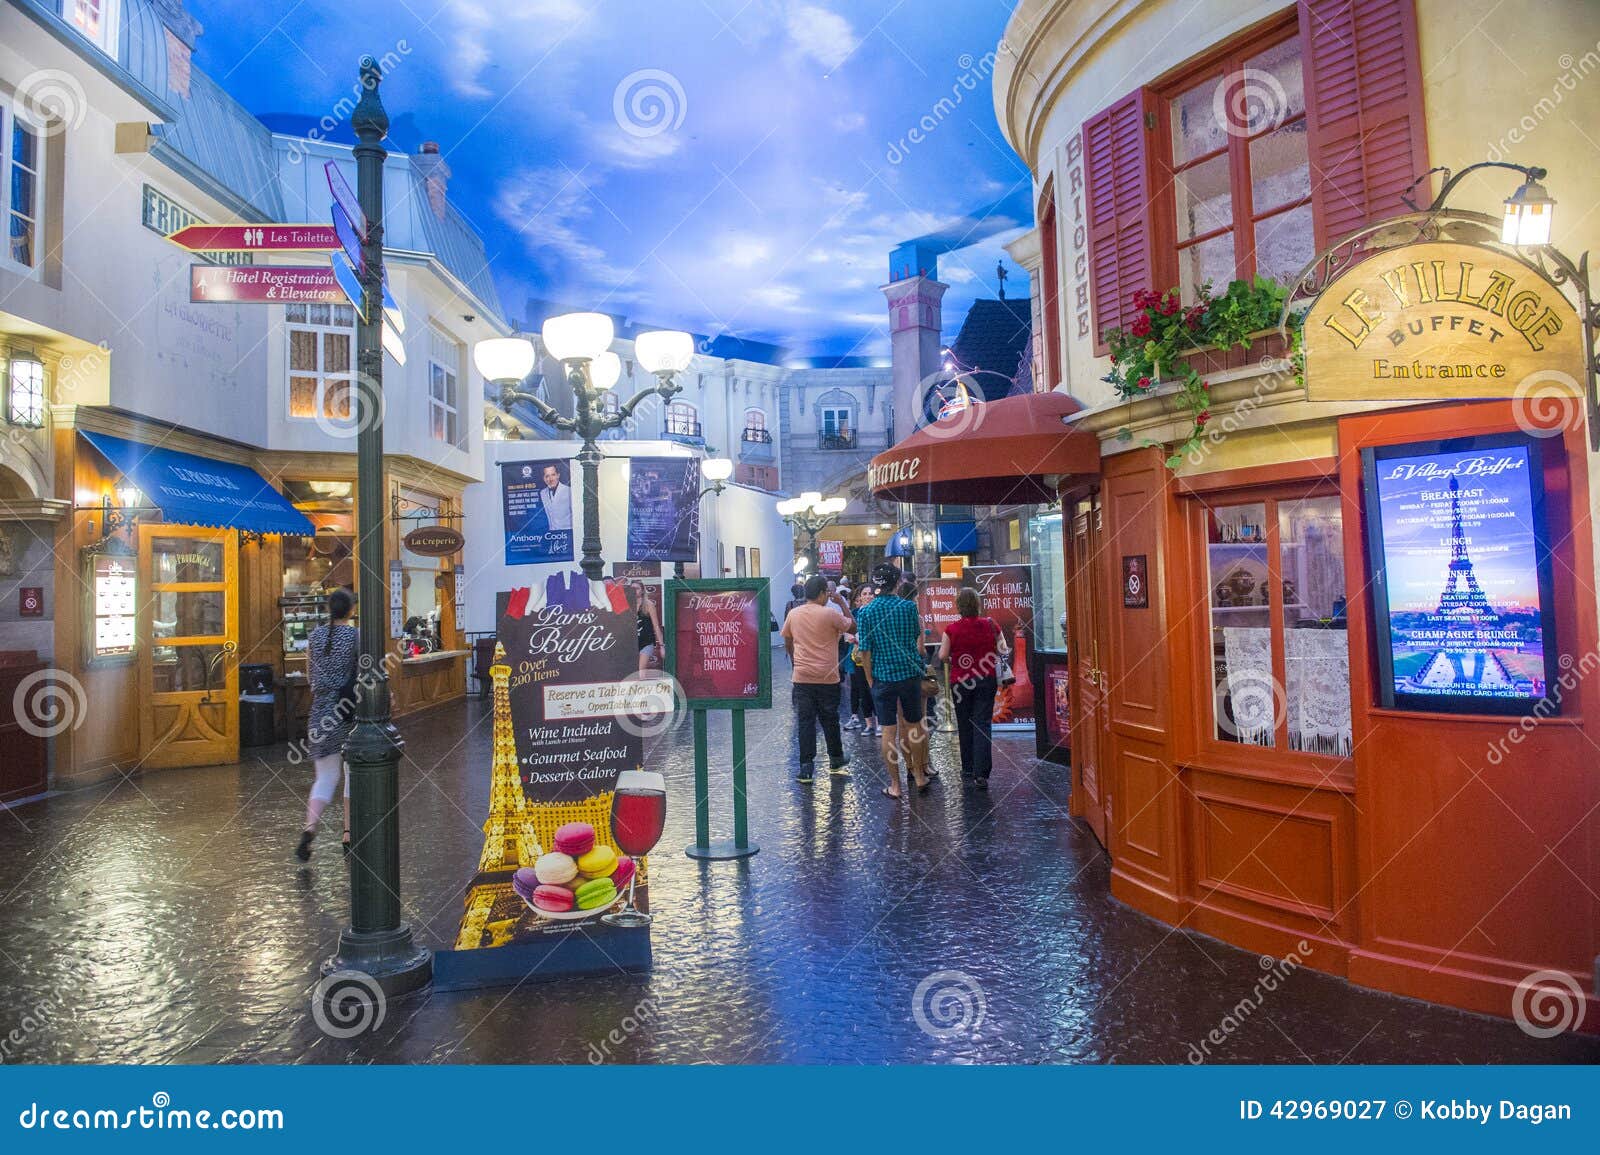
<box><xmin>453</xmin><ymin>642</ymin><xmax>544</xmax><ymax>950</ymax></box>
<box><xmin>1434</xmin><ymin>476</ymin><xmax>1499</xmax><ymax>623</ymax></box>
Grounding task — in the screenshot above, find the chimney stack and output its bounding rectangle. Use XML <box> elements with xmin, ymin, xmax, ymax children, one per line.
<box><xmin>413</xmin><ymin>142</ymin><xmax>451</xmax><ymax>220</ymax></box>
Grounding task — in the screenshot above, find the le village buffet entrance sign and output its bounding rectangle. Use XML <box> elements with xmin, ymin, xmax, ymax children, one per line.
<box><xmin>1303</xmin><ymin>241</ymin><xmax>1584</xmax><ymax>402</ymax></box>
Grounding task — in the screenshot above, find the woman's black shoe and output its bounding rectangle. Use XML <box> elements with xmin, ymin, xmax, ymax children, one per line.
<box><xmin>295</xmin><ymin>829</ymin><xmax>315</xmax><ymax>861</ymax></box>
<box><xmin>976</xmin><ymin>778</ymin><xmax>990</xmax><ymax>791</ymax></box>
<box><xmin>342</xmin><ymin>829</ymin><xmax>351</xmax><ymax>859</ymax></box>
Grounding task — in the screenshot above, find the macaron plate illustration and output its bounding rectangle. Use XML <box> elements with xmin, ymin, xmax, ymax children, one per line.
<box><xmin>511</xmin><ymin>823</ymin><xmax>634</xmax><ymax>922</ymax></box>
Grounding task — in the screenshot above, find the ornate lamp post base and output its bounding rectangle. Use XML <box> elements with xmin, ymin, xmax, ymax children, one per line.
<box><xmin>322</xmin><ymin>927</ymin><xmax>433</xmax><ymax>997</ymax></box>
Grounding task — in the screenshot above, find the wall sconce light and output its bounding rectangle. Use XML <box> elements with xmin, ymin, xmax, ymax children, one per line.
<box><xmin>7</xmin><ymin>353</ymin><xmax>45</xmax><ymax>428</ymax></box>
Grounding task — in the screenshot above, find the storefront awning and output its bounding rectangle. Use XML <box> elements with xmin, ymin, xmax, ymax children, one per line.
<box><xmin>883</xmin><ymin>522</ymin><xmax>977</xmax><ymax>557</ymax></box>
<box><xmin>81</xmin><ymin>431</ymin><xmax>314</xmax><ymax>536</ymax></box>
<box><xmin>867</xmin><ymin>391</ymin><xmax>1100</xmax><ymax>505</ymax></box>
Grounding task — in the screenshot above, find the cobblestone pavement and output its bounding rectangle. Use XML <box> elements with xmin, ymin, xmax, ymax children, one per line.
<box><xmin>1</xmin><ymin>650</ymin><xmax>1595</xmax><ymax>1065</ymax></box>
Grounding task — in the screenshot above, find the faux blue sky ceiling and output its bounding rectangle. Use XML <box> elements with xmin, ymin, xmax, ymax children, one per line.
<box><xmin>187</xmin><ymin>0</ymin><xmax>1028</xmax><ymax>356</ymax></box>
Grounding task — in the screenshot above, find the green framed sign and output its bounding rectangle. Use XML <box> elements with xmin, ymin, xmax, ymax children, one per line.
<box><xmin>664</xmin><ymin>578</ymin><xmax>772</xmax><ymax>710</ymax></box>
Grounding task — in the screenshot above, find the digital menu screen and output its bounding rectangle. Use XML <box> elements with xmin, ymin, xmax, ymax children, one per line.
<box><xmin>1363</xmin><ymin>434</ymin><xmax>1559</xmax><ymax>714</ymax></box>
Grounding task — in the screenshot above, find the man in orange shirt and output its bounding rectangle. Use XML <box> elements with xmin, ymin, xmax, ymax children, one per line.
<box><xmin>781</xmin><ymin>574</ymin><xmax>854</xmax><ymax>782</ymax></box>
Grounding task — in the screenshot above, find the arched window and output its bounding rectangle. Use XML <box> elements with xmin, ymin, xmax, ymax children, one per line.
<box><xmin>742</xmin><ymin>408</ymin><xmax>770</xmax><ymax>444</ymax></box>
<box><xmin>665</xmin><ymin>401</ymin><xmax>701</xmax><ymax>438</ymax></box>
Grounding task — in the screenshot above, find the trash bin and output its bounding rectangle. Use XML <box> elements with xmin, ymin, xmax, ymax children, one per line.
<box><xmin>239</xmin><ymin>663</ymin><xmax>275</xmax><ymax>696</ymax></box>
<box><xmin>240</xmin><ymin>692</ymin><xmax>276</xmax><ymax>748</ymax></box>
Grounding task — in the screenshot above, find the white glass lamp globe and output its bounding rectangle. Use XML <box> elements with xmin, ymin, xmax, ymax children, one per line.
<box><xmin>819</xmin><ymin>496</ymin><xmax>849</xmax><ymax>515</ymax></box>
<box><xmin>473</xmin><ymin>337</ymin><xmax>536</xmax><ymax>383</ymax></box>
<box><xmin>543</xmin><ymin>312</ymin><xmax>614</xmax><ymax>362</ymax></box>
<box><xmin>636</xmin><ymin>330</ymin><xmax>695</xmax><ymax>374</ymax></box>
<box><xmin>588</xmin><ymin>351</ymin><xmax>623</xmax><ymax>392</ymax></box>
<box><xmin>700</xmin><ymin>457</ymin><xmax>734</xmax><ymax>482</ymax></box>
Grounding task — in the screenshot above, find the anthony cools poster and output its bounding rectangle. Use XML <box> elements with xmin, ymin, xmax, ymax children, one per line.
<box><xmin>502</xmin><ymin>459</ymin><xmax>574</xmax><ymax>565</ymax></box>
<box><xmin>963</xmin><ymin>563</ymin><xmax>1036</xmax><ymax>726</ymax></box>
<box><xmin>452</xmin><ymin>580</ymin><xmax>672</xmax><ymax>950</ymax></box>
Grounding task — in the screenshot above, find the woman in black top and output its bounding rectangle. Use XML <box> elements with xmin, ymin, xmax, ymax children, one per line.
<box><xmin>631</xmin><ymin>580</ymin><xmax>666</xmax><ymax>673</ymax></box>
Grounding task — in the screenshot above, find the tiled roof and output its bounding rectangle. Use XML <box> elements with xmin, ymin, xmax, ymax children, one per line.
<box><xmin>949</xmin><ymin>298</ymin><xmax>1031</xmax><ymax>400</ymax></box>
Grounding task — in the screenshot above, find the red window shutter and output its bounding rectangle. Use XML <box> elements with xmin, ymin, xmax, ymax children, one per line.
<box><xmin>1038</xmin><ymin>180</ymin><xmax>1063</xmax><ymax>387</ymax></box>
<box><xmin>1301</xmin><ymin>0</ymin><xmax>1429</xmax><ymax>250</ymax></box>
<box><xmin>1083</xmin><ymin>88</ymin><xmax>1158</xmax><ymax>355</ymax></box>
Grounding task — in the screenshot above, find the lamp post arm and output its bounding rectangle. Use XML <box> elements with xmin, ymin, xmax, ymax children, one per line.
<box><xmin>613</xmin><ymin>378</ymin><xmax>681</xmax><ymax>426</ymax></box>
<box><xmin>497</xmin><ymin>386</ymin><xmax>575</xmax><ymax>432</ymax></box>
<box><xmin>1410</xmin><ymin>161</ymin><xmax>1548</xmax><ymax>213</ymax></box>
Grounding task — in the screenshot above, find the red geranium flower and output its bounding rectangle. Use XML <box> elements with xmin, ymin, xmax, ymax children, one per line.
<box><xmin>1130</xmin><ymin>314</ymin><xmax>1152</xmax><ymax>337</ymax></box>
<box><xmin>1136</xmin><ymin>376</ymin><xmax>1152</xmax><ymax>390</ymax></box>
<box><xmin>1196</xmin><ymin>410</ymin><xmax>1211</xmax><ymax>426</ymax></box>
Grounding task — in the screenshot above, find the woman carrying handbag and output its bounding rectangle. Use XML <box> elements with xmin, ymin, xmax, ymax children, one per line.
<box><xmin>936</xmin><ymin>587</ymin><xmax>1010</xmax><ymax>789</ymax></box>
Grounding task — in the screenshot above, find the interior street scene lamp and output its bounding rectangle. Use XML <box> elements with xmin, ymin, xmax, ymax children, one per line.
<box><xmin>475</xmin><ymin>315</ymin><xmax>695</xmax><ymax>579</ymax></box>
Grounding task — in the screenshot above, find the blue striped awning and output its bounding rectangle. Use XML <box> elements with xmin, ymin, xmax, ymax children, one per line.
<box><xmin>81</xmin><ymin>431</ymin><xmax>313</xmax><ymax>536</ymax></box>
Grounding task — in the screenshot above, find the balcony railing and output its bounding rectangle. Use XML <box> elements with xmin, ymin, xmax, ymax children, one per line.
<box><xmin>741</xmin><ymin>427</ymin><xmax>772</xmax><ymax>444</ymax></box>
<box><xmin>818</xmin><ymin>430</ymin><xmax>856</xmax><ymax>450</ymax></box>
<box><xmin>664</xmin><ymin>419</ymin><xmax>703</xmax><ymax>443</ymax></box>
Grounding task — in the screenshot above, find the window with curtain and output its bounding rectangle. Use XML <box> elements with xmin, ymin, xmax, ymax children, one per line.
<box><xmin>4</xmin><ymin>101</ymin><xmax>43</xmax><ymax>272</ymax></box>
<box><xmin>1168</xmin><ymin>28</ymin><xmax>1312</xmax><ymax>302</ymax></box>
<box><xmin>285</xmin><ymin>303</ymin><xmax>356</xmax><ymax>422</ymax></box>
<box><xmin>1200</xmin><ymin>491</ymin><xmax>1349</xmax><ymax>757</ymax></box>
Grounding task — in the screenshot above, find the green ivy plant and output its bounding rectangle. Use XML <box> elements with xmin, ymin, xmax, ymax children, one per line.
<box><xmin>1101</xmin><ymin>276</ymin><xmax>1301</xmax><ymax>469</ymax></box>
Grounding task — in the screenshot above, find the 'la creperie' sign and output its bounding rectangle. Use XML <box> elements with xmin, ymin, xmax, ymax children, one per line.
<box><xmin>867</xmin><ymin>453</ymin><xmax>922</xmax><ymax>492</ymax></box>
<box><xmin>1303</xmin><ymin>241</ymin><xmax>1583</xmax><ymax>402</ymax></box>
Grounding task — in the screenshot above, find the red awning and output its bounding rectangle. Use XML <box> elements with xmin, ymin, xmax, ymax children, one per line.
<box><xmin>867</xmin><ymin>391</ymin><xmax>1100</xmax><ymax>505</ymax></box>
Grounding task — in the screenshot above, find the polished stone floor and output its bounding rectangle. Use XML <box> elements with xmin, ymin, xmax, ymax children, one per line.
<box><xmin>0</xmin><ymin>650</ymin><xmax>1595</xmax><ymax>1065</ymax></box>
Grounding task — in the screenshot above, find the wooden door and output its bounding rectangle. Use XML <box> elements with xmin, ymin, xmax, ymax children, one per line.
<box><xmin>1068</xmin><ymin>496</ymin><xmax>1110</xmax><ymax>848</ymax></box>
<box><xmin>138</xmin><ymin>525</ymin><xmax>239</xmax><ymax>768</ymax></box>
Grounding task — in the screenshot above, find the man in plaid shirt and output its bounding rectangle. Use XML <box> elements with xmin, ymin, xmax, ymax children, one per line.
<box><xmin>855</xmin><ymin>563</ymin><xmax>931</xmax><ymax>797</ymax></box>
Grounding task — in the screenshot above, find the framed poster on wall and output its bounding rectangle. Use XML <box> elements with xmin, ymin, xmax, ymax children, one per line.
<box><xmin>664</xmin><ymin>578</ymin><xmax>771</xmax><ymax>710</ymax></box>
<box><xmin>1361</xmin><ymin>432</ymin><xmax>1560</xmax><ymax>716</ymax></box>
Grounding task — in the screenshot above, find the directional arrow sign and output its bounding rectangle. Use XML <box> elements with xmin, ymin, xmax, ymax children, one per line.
<box><xmin>381</xmin><ymin>270</ymin><xmax>403</xmax><ymax>333</ymax></box>
<box><xmin>168</xmin><ymin>223</ymin><xmax>339</xmax><ymax>252</ymax></box>
<box><xmin>330</xmin><ymin>201</ymin><xmax>364</xmax><ymax>276</ymax></box>
<box><xmin>382</xmin><ymin>318</ymin><xmax>406</xmax><ymax>365</ymax></box>
<box><xmin>325</xmin><ymin>161</ymin><xmax>367</xmax><ymax>241</ymax></box>
<box><xmin>190</xmin><ymin>265</ymin><xmax>345</xmax><ymax>304</ymax></box>
<box><xmin>329</xmin><ymin>252</ymin><xmax>368</xmax><ymax>322</ymax></box>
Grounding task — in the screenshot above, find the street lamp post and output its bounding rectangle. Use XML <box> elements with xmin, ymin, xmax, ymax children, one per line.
<box><xmin>476</xmin><ymin>321</ymin><xmax>695</xmax><ymax>580</ymax></box>
<box><xmin>776</xmin><ymin>492</ymin><xmax>849</xmax><ymax>570</ymax></box>
<box><xmin>697</xmin><ymin>455</ymin><xmax>733</xmax><ymax>575</ymax></box>
<box><xmin>325</xmin><ymin>56</ymin><xmax>431</xmax><ymax>997</ymax></box>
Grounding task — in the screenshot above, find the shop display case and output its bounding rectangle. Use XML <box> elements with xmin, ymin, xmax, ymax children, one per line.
<box><xmin>279</xmin><ymin>593</ymin><xmax>328</xmax><ymax>657</ymax></box>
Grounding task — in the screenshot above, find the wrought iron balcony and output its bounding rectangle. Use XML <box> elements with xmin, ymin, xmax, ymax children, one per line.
<box><xmin>818</xmin><ymin>430</ymin><xmax>856</xmax><ymax>450</ymax></box>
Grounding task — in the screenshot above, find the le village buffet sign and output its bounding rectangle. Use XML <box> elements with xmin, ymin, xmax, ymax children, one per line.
<box><xmin>1303</xmin><ymin>241</ymin><xmax>1583</xmax><ymax>402</ymax></box>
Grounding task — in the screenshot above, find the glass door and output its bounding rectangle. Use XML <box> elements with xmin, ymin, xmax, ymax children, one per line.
<box><xmin>138</xmin><ymin>525</ymin><xmax>239</xmax><ymax>768</ymax></box>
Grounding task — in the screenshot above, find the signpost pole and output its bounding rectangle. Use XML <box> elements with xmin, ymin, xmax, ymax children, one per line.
<box><xmin>692</xmin><ymin>709</ymin><xmax>710</xmax><ymax>852</ymax></box>
<box><xmin>731</xmin><ymin>709</ymin><xmax>749</xmax><ymax>852</ymax></box>
<box><xmin>324</xmin><ymin>56</ymin><xmax>430</xmax><ymax>998</ymax></box>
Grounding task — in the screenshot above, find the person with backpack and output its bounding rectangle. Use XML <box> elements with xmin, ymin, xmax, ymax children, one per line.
<box><xmin>936</xmin><ymin>586</ymin><xmax>1009</xmax><ymax>789</ymax></box>
<box><xmin>297</xmin><ymin>588</ymin><xmax>359</xmax><ymax>861</ymax></box>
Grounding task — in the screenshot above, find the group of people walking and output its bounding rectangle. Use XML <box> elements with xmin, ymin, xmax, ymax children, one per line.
<box><xmin>781</xmin><ymin>562</ymin><xmax>1009</xmax><ymax>798</ymax></box>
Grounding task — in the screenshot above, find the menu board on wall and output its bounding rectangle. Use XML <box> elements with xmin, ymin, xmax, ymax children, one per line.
<box><xmin>664</xmin><ymin>579</ymin><xmax>772</xmax><ymax>709</ymax></box>
<box><xmin>90</xmin><ymin>554</ymin><xmax>137</xmax><ymax>659</ymax></box>
<box><xmin>916</xmin><ymin>579</ymin><xmax>961</xmax><ymax>644</ymax></box>
<box><xmin>1362</xmin><ymin>434</ymin><xmax>1559</xmax><ymax>714</ymax></box>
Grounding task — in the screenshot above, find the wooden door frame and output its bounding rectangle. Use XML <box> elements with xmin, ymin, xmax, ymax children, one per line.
<box><xmin>1066</xmin><ymin>488</ymin><xmax>1110</xmax><ymax>848</ymax></box>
